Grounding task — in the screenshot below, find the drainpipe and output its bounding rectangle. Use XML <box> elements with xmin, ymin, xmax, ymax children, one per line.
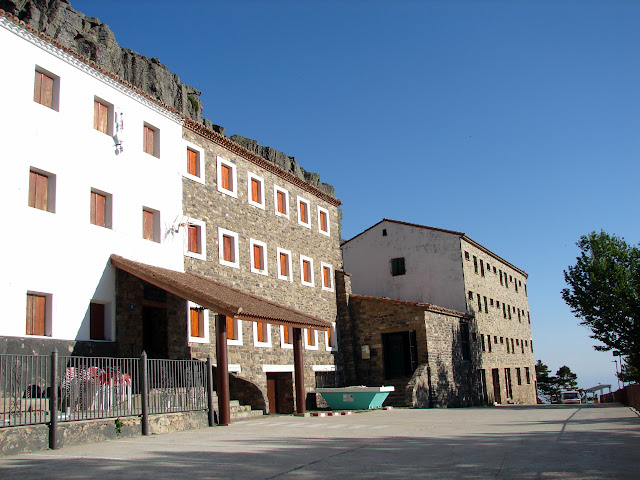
<box><xmin>215</xmin><ymin>314</ymin><xmax>231</xmax><ymax>425</ymax></box>
<box><xmin>293</xmin><ymin>327</ymin><xmax>305</xmax><ymax>414</ymax></box>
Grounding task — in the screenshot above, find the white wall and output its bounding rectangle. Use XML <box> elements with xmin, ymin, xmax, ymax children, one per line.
<box><xmin>0</xmin><ymin>19</ymin><xmax>185</xmax><ymax>342</ymax></box>
<box><xmin>341</xmin><ymin>221</ymin><xmax>467</xmax><ymax>311</ymax></box>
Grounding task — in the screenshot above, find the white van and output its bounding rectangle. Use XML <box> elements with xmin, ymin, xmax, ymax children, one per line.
<box><xmin>560</xmin><ymin>391</ymin><xmax>582</xmax><ymax>404</ymax></box>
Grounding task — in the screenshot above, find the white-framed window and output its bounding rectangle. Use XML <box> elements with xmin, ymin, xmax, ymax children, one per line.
<box><xmin>276</xmin><ymin>247</ymin><xmax>293</xmax><ymax>282</ymax></box>
<box><xmin>90</xmin><ymin>188</ymin><xmax>113</xmax><ymax>229</ymax></box>
<box><xmin>317</xmin><ymin>206</ymin><xmax>330</xmax><ymax>236</ymax></box>
<box><xmin>143</xmin><ymin>122</ymin><xmax>160</xmax><ymax>158</ymax></box>
<box><xmin>226</xmin><ymin>315</ymin><xmax>243</xmax><ymax>346</ymax></box>
<box><xmin>247</xmin><ymin>172</ymin><xmax>265</xmax><ymax>209</ymax></box>
<box><xmin>300</xmin><ymin>255</ymin><xmax>314</xmax><ymax>287</ymax></box>
<box><xmin>218</xmin><ymin>228</ymin><xmax>239</xmax><ymax>268</ymax></box>
<box><xmin>321</xmin><ymin>262</ymin><xmax>334</xmax><ymax>292</ymax></box>
<box><xmin>253</xmin><ymin>321</ymin><xmax>272</xmax><ymax>347</ymax></box>
<box><xmin>25</xmin><ymin>292</ymin><xmax>52</xmax><ymax>337</ymax></box>
<box><xmin>187</xmin><ymin>301</ymin><xmax>209</xmax><ymax>344</ymax></box>
<box><xmin>142</xmin><ymin>207</ymin><xmax>160</xmax><ymax>243</ymax></box>
<box><xmin>93</xmin><ymin>96</ymin><xmax>114</xmax><ymax>135</ymax></box>
<box><xmin>28</xmin><ymin>167</ymin><xmax>56</xmax><ymax>213</ymax></box>
<box><xmin>217</xmin><ymin>156</ymin><xmax>237</xmax><ymax>198</ymax></box>
<box><xmin>249</xmin><ymin>238</ymin><xmax>268</xmax><ymax>276</ymax></box>
<box><xmin>280</xmin><ymin>325</ymin><xmax>293</xmax><ymax>349</ymax></box>
<box><xmin>304</xmin><ymin>328</ymin><xmax>318</xmax><ymax>350</ymax></box>
<box><xmin>89</xmin><ymin>301</ymin><xmax>112</xmax><ymax>341</ymax></box>
<box><xmin>274</xmin><ymin>186</ymin><xmax>290</xmax><ymax>219</ymax></box>
<box><xmin>297</xmin><ymin>196</ymin><xmax>311</xmax><ymax>228</ymax></box>
<box><xmin>183</xmin><ymin>140</ymin><xmax>205</xmax><ymax>184</ymax></box>
<box><xmin>185</xmin><ymin>218</ymin><xmax>206</xmax><ymax>260</ymax></box>
<box><xmin>325</xmin><ymin>322</ymin><xmax>337</xmax><ymax>351</ymax></box>
<box><xmin>33</xmin><ymin>66</ymin><xmax>60</xmax><ymax>111</ymax></box>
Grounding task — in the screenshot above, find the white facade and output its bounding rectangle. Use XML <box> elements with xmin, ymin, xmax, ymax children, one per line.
<box><xmin>0</xmin><ymin>17</ymin><xmax>185</xmax><ymax>343</ymax></box>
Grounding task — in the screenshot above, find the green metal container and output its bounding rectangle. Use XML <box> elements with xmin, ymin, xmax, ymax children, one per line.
<box><xmin>316</xmin><ymin>386</ymin><xmax>394</xmax><ymax>410</ymax></box>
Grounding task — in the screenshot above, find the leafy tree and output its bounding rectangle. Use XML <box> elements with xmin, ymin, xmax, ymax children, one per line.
<box><xmin>536</xmin><ymin>361</ymin><xmax>579</xmax><ymax>402</ymax></box>
<box><xmin>562</xmin><ymin>231</ymin><xmax>640</xmax><ymax>383</ymax></box>
<box><xmin>555</xmin><ymin>365</ymin><xmax>578</xmax><ymax>391</ymax></box>
<box><xmin>535</xmin><ymin>360</ymin><xmax>556</xmax><ymax>402</ymax></box>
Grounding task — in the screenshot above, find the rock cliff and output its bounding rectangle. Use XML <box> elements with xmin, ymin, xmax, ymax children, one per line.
<box><xmin>1</xmin><ymin>0</ymin><xmax>335</xmax><ymax>196</ymax></box>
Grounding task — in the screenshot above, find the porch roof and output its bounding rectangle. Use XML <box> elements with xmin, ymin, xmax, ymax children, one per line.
<box><xmin>110</xmin><ymin>254</ymin><xmax>331</xmax><ymax>330</ymax></box>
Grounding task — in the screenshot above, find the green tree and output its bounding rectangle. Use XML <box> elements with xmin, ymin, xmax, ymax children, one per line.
<box><xmin>535</xmin><ymin>360</ymin><xmax>556</xmax><ymax>402</ymax></box>
<box><xmin>562</xmin><ymin>231</ymin><xmax>640</xmax><ymax>383</ymax></box>
<box><xmin>555</xmin><ymin>365</ymin><xmax>578</xmax><ymax>391</ymax></box>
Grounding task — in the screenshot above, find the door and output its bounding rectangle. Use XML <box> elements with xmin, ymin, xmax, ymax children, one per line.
<box><xmin>492</xmin><ymin>368</ymin><xmax>502</xmax><ymax>404</ymax></box>
<box><xmin>142</xmin><ymin>306</ymin><xmax>168</xmax><ymax>359</ymax></box>
<box><xmin>383</xmin><ymin>331</ymin><xmax>418</xmax><ymax>379</ymax></box>
<box><xmin>267</xmin><ymin>373</ymin><xmax>278</xmax><ymax>414</ymax></box>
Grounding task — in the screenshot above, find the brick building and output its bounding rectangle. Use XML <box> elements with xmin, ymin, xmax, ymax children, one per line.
<box><xmin>341</xmin><ymin>219</ymin><xmax>536</xmax><ymax>405</ymax></box>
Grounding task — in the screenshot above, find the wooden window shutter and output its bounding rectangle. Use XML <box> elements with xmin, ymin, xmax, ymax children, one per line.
<box><xmin>284</xmin><ymin>326</ymin><xmax>291</xmax><ymax>344</ymax></box>
<box><xmin>187</xmin><ymin>149</ymin><xmax>198</xmax><ymax>176</ymax></box>
<box><xmin>251</xmin><ymin>178</ymin><xmax>260</xmax><ymax>203</ymax></box>
<box><xmin>188</xmin><ymin>225</ymin><xmax>198</xmax><ymax>253</ymax></box>
<box><xmin>190</xmin><ymin>308</ymin><xmax>201</xmax><ymax>338</ymax></box>
<box><xmin>34</xmin><ymin>71</ymin><xmax>53</xmax><ymax>108</ymax></box>
<box><xmin>257</xmin><ymin>322</ymin><xmax>265</xmax><ymax>342</ymax></box>
<box><xmin>300</xmin><ymin>201</ymin><xmax>307</xmax><ymax>223</ymax></box>
<box><xmin>253</xmin><ymin>245</ymin><xmax>262</xmax><ymax>270</ymax></box>
<box><xmin>26</xmin><ymin>294</ymin><xmax>46</xmax><ymax>336</ymax></box>
<box><xmin>320</xmin><ymin>211</ymin><xmax>327</xmax><ymax>232</ymax></box>
<box><xmin>91</xmin><ymin>192</ymin><xmax>106</xmax><ymax>227</ymax></box>
<box><xmin>223</xmin><ymin>235</ymin><xmax>233</xmax><ymax>262</ymax></box>
<box><xmin>226</xmin><ymin>316</ymin><xmax>236</xmax><ymax>340</ymax></box>
<box><xmin>94</xmin><ymin>101</ymin><xmax>108</xmax><ymax>133</ymax></box>
<box><xmin>143</xmin><ymin>210</ymin><xmax>154</xmax><ymax>241</ymax></box>
<box><xmin>307</xmin><ymin>329</ymin><xmax>315</xmax><ymax>346</ymax></box>
<box><xmin>143</xmin><ymin>126</ymin><xmax>155</xmax><ymax>155</ymax></box>
<box><xmin>221</xmin><ymin>164</ymin><xmax>231</xmax><ymax>190</ymax></box>
<box><xmin>323</xmin><ymin>266</ymin><xmax>331</xmax><ymax>288</ymax></box>
<box><xmin>28</xmin><ymin>171</ymin><xmax>48</xmax><ymax>211</ymax></box>
<box><xmin>90</xmin><ymin>302</ymin><xmax>105</xmax><ymax>340</ymax></box>
<box><xmin>303</xmin><ymin>260</ymin><xmax>310</xmax><ymax>282</ymax></box>
<box><xmin>327</xmin><ymin>326</ymin><xmax>333</xmax><ymax>348</ymax></box>
<box><xmin>279</xmin><ymin>253</ymin><xmax>287</xmax><ymax>277</ymax></box>
<box><xmin>277</xmin><ymin>191</ymin><xmax>285</xmax><ymax>213</ymax></box>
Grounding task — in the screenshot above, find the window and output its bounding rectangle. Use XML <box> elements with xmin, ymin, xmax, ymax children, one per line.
<box><xmin>143</xmin><ymin>123</ymin><xmax>159</xmax><ymax>157</ymax></box>
<box><xmin>488</xmin><ymin>336</ymin><xmax>492</xmax><ymax>352</ymax></box>
<box><xmin>26</xmin><ymin>293</ymin><xmax>51</xmax><ymax>336</ymax></box>
<box><xmin>391</xmin><ymin>257</ymin><xmax>406</xmax><ymax>276</ymax></box>
<box><xmin>297</xmin><ymin>196</ymin><xmax>311</xmax><ymax>228</ymax></box>
<box><xmin>28</xmin><ymin>168</ymin><xmax>55</xmax><ymax>213</ymax></box>
<box><xmin>321</xmin><ymin>263</ymin><xmax>333</xmax><ymax>291</ymax></box>
<box><xmin>493</xmin><ymin>266</ymin><xmax>497</xmax><ymax>274</ymax></box>
<box><xmin>277</xmin><ymin>248</ymin><xmax>293</xmax><ymax>282</ymax></box>
<box><xmin>142</xmin><ymin>208</ymin><xmax>160</xmax><ymax>243</ymax></box>
<box><xmin>317</xmin><ymin>206</ymin><xmax>330</xmax><ymax>236</ymax></box>
<box><xmin>464</xmin><ymin>251</ymin><xmax>470</xmax><ymax>260</ymax></box>
<box><xmin>247</xmin><ymin>173</ymin><xmax>265</xmax><ymax>209</ymax></box>
<box><xmin>183</xmin><ymin>141</ymin><xmax>205</xmax><ymax>183</ymax></box>
<box><xmin>93</xmin><ymin>98</ymin><xmax>113</xmax><ymax>135</ymax></box>
<box><xmin>89</xmin><ymin>302</ymin><xmax>106</xmax><ymax>340</ymax></box>
<box><xmin>325</xmin><ymin>322</ymin><xmax>337</xmax><ymax>351</ymax></box>
<box><xmin>280</xmin><ymin>325</ymin><xmax>293</xmax><ymax>349</ymax></box>
<box><xmin>33</xmin><ymin>67</ymin><xmax>58</xmax><ymax>110</ymax></box>
<box><xmin>250</xmin><ymin>239</ymin><xmax>268</xmax><ymax>275</ymax></box>
<box><xmin>525</xmin><ymin>367</ymin><xmax>531</xmax><ymax>384</ymax></box>
<box><xmin>90</xmin><ymin>189</ymin><xmax>112</xmax><ymax>228</ymax></box>
<box><xmin>274</xmin><ymin>186</ymin><xmax>289</xmax><ymax>218</ymax></box>
<box><xmin>508</xmin><ymin>306</ymin><xmax>512</xmax><ymax>319</ymax></box>
<box><xmin>217</xmin><ymin>156</ymin><xmax>237</xmax><ymax>197</ymax></box>
<box><xmin>253</xmin><ymin>321</ymin><xmax>272</xmax><ymax>347</ymax></box>
<box><xmin>500</xmin><ymin>337</ymin><xmax>504</xmax><ymax>344</ymax></box>
<box><xmin>226</xmin><ymin>316</ymin><xmax>243</xmax><ymax>346</ymax></box>
<box><xmin>300</xmin><ymin>255</ymin><xmax>314</xmax><ymax>287</ymax></box>
<box><xmin>473</xmin><ymin>256</ymin><xmax>478</xmax><ymax>273</ymax></box>
<box><xmin>185</xmin><ymin>218</ymin><xmax>206</xmax><ymax>260</ymax></box>
<box><xmin>490</xmin><ymin>298</ymin><xmax>494</xmax><ymax>306</ymax></box>
<box><xmin>480</xmin><ymin>259</ymin><xmax>485</xmax><ymax>277</ymax></box>
<box><xmin>305</xmin><ymin>329</ymin><xmax>318</xmax><ymax>350</ymax></box>
<box><xmin>503</xmin><ymin>304</ymin><xmax>507</xmax><ymax>319</ymax></box>
<box><xmin>521</xmin><ymin>340</ymin><xmax>525</xmax><ymax>354</ymax></box>
<box><xmin>382</xmin><ymin>229</ymin><xmax>387</xmax><ymax>236</ymax></box>
<box><xmin>511</xmin><ymin>338</ymin><xmax>515</xmax><ymax>353</ymax></box>
<box><xmin>468</xmin><ymin>290</ymin><xmax>473</xmax><ymax>300</ymax></box>
<box><xmin>189</xmin><ymin>306</ymin><xmax>205</xmax><ymax>339</ymax></box>
<box><xmin>496</xmin><ymin>300</ymin><xmax>500</xmax><ymax>308</ymax></box>
<box><xmin>218</xmin><ymin>228</ymin><xmax>239</xmax><ymax>268</ymax></box>
<box><xmin>515</xmin><ymin>280</ymin><xmax>519</xmax><ymax>292</ymax></box>
<box><xmin>477</xmin><ymin>294</ymin><xmax>482</xmax><ymax>312</ymax></box>
<box><xmin>506</xmin><ymin>339</ymin><xmax>510</xmax><ymax>353</ymax></box>
<box><xmin>516</xmin><ymin>367</ymin><xmax>522</xmax><ymax>385</ymax></box>
<box><xmin>483</xmin><ymin>296</ymin><xmax>488</xmax><ymax>313</ymax></box>
<box><xmin>528</xmin><ymin>312</ymin><xmax>530</xmax><ymax>324</ymax></box>
<box><xmin>499</xmin><ymin>270</ymin><xmax>503</xmax><ymax>285</ymax></box>
<box><xmin>480</xmin><ymin>334</ymin><xmax>485</xmax><ymax>352</ymax></box>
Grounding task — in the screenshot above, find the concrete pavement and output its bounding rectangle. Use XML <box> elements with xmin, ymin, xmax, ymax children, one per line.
<box><xmin>0</xmin><ymin>404</ymin><xmax>638</xmax><ymax>479</ymax></box>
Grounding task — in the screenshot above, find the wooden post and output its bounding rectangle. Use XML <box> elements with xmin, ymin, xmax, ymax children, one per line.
<box><xmin>140</xmin><ymin>351</ymin><xmax>149</xmax><ymax>435</ymax></box>
<box><xmin>49</xmin><ymin>348</ymin><xmax>58</xmax><ymax>450</ymax></box>
<box><xmin>293</xmin><ymin>327</ymin><xmax>305</xmax><ymax>414</ymax></box>
<box><xmin>206</xmin><ymin>355</ymin><xmax>215</xmax><ymax>427</ymax></box>
<box><xmin>215</xmin><ymin>314</ymin><xmax>231</xmax><ymax>425</ymax></box>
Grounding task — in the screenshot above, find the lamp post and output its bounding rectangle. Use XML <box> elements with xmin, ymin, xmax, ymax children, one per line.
<box><xmin>612</xmin><ymin>351</ymin><xmax>621</xmax><ymax>390</ymax></box>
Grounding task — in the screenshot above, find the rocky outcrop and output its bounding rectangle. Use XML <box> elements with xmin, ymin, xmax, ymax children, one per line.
<box><xmin>2</xmin><ymin>0</ymin><xmax>335</xmax><ymax>197</ymax></box>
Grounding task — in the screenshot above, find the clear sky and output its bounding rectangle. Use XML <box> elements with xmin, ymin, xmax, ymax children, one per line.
<box><xmin>71</xmin><ymin>0</ymin><xmax>639</xmax><ymax>390</ymax></box>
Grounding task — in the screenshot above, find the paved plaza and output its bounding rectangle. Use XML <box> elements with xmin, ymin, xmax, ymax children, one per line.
<box><xmin>0</xmin><ymin>404</ymin><xmax>638</xmax><ymax>479</ymax></box>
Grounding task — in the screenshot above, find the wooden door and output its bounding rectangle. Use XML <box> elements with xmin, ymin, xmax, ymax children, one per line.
<box><xmin>267</xmin><ymin>373</ymin><xmax>278</xmax><ymax>414</ymax></box>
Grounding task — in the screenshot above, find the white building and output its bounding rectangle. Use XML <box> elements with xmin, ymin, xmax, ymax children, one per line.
<box><xmin>0</xmin><ymin>13</ymin><xmax>185</xmax><ymax>353</ymax></box>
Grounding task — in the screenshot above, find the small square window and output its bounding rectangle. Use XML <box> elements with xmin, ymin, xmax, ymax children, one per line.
<box><xmin>90</xmin><ymin>189</ymin><xmax>112</xmax><ymax>228</ymax></box>
<box><xmin>226</xmin><ymin>316</ymin><xmax>243</xmax><ymax>346</ymax></box>
<box><xmin>217</xmin><ymin>156</ymin><xmax>237</xmax><ymax>197</ymax></box>
<box><xmin>277</xmin><ymin>248</ymin><xmax>293</xmax><ymax>282</ymax></box>
<box><xmin>382</xmin><ymin>229</ymin><xmax>387</xmax><ymax>236</ymax></box>
<box><xmin>218</xmin><ymin>228</ymin><xmax>239</xmax><ymax>268</ymax></box>
<box><xmin>26</xmin><ymin>292</ymin><xmax>51</xmax><ymax>337</ymax></box>
<box><xmin>142</xmin><ymin>208</ymin><xmax>160</xmax><ymax>243</ymax></box>
<box><xmin>318</xmin><ymin>206</ymin><xmax>330</xmax><ymax>236</ymax></box>
<box><xmin>28</xmin><ymin>168</ymin><xmax>56</xmax><ymax>213</ymax></box>
<box><xmin>468</xmin><ymin>291</ymin><xmax>473</xmax><ymax>300</ymax></box>
<box><xmin>464</xmin><ymin>251</ymin><xmax>470</xmax><ymax>260</ymax></box>
<box><xmin>143</xmin><ymin>123</ymin><xmax>160</xmax><ymax>158</ymax></box>
<box><xmin>321</xmin><ymin>262</ymin><xmax>333</xmax><ymax>291</ymax></box>
<box><xmin>33</xmin><ymin>67</ymin><xmax>59</xmax><ymax>111</ymax></box>
<box><xmin>183</xmin><ymin>141</ymin><xmax>205</xmax><ymax>183</ymax></box>
<box><xmin>300</xmin><ymin>255</ymin><xmax>314</xmax><ymax>287</ymax></box>
<box><xmin>247</xmin><ymin>173</ymin><xmax>265</xmax><ymax>209</ymax></box>
<box><xmin>280</xmin><ymin>325</ymin><xmax>293</xmax><ymax>349</ymax></box>
<box><xmin>93</xmin><ymin>97</ymin><xmax>113</xmax><ymax>135</ymax></box>
<box><xmin>297</xmin><ymin>196</ymin><xmax>311</xmax><ymax>228</ymax></box>
<box><xmin>250</xmin><ymin>239</ymin><xmax>268</xmax><ymax>276</ymax></box>
<box><xmin>253</xmin><ymin>321</ymin><xmax>272</xmax><ymax>347</ymax></box>
<box><xmin>391</xmin><ymin>257</ymin><xmax>406</xmax><ymax>276</ymax></box>
<box><xmin>185</xmin><ymin>218</ymin><xmax>206</xmax><ymax>260</ymax></box>
<box><xmin>325</xmin><ymin>322</ymin><xmax>337</xmax><ymax>351</ymax></box>
<box><xmin>274</xmin><ymin>186</ymin><xmax>290</xmax><ymax>218</ymax></box>
<box><xmin>305</xmin><ymin>329</ymin><xmax>319</xmax><ymax>350</ymax></box>
<box><xmin>187</xmin><ymin>149</ymin><xmax>199</xmax><ymax>177</ymax></box>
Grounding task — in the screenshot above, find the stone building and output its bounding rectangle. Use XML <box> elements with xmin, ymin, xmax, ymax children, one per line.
<box><xmin>341</xmin><ymin>219</ymin><xmax>536</xmax><ymax>405</ymax></box>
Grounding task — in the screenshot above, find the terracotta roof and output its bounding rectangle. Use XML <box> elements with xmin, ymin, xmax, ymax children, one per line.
<box><xmin>350</xmin><ymin>294</ymin><xmax>470</xmax><ymax>319</ymax></box>
<box><xmin>110</xmin><ymin>255</ymin><xmax>331</xmax><ymax>330</ymax></box>
<box><xmin>342</xmin><ymin>218</ymin><xmax>527</xmax><ymax>278</ymax></box>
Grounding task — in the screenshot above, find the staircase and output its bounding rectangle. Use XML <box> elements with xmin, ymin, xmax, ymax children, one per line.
<box><xmin>382</xmin><ymin>377</ymin><xmax>412</xmax><ymax>407</ymax></box>
<box><xmin>212</xmin><ymin>394</ymin><xmax>264</xmax><ymax>421</ymax></box>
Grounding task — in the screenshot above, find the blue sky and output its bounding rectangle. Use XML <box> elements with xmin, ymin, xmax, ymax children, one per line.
<box><xmin>72</xmin><ymin>0</ymin><xmax>639</xmax><ymax>389</ymax></box>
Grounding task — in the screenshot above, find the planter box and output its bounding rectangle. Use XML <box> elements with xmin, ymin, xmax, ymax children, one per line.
<box><xmin>316</xmin><ymin>386</ymin><xmax>394</xmax><ymax>410</ymax></box>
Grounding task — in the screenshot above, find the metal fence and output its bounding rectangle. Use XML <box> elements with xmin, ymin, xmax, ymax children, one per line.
<box><xmin>0</xmin><ymin>351</ymin><xmax>214</xmax><ymax>431</ymax></box>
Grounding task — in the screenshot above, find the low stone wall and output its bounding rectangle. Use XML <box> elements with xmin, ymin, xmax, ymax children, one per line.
<box><xmin>0</xmin><ymin>411</ymin><xmax>210</xmax><ymax>457</ymax></box>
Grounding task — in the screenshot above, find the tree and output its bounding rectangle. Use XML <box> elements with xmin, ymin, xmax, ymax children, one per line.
<box><xmin>536</xmin><ymin>361</ymin><xmax>579</xmax><ymax>402</ymax></box>
<box><xmin>555</xmin><ymin>365</ymin><xmax>578</xmax><ymax>391</ymax></box>
<box><xmin>562</xmin><ymin>231</ymin><xmax>640</xmax><ymax>383</ymax></box>
<box><xmin>535</xmin><ymin>360</ymin><xmax>556</xmax><ymax>402</ymax></box>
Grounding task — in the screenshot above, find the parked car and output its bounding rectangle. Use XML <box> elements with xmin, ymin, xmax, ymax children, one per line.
<box><xmin>560</xmin><ymin>391</ymin><xmax>582</xmax><ymax>404</ymax></box>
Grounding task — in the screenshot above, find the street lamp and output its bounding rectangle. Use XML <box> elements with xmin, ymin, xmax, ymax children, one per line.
<box><xmin>612</xmin><ymin>351</ymin><xmax>621</xmax><ymax>390</ymax></box>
